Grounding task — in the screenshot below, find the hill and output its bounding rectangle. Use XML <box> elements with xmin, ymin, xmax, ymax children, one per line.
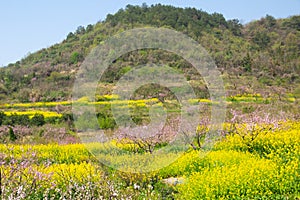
<box><xmin>0</xmin><ymin>4</ymin><xmax>299</xmax><ymax>102</ymax></box>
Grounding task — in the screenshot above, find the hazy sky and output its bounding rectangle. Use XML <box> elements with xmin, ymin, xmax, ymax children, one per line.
<box><xmin>0</xmin><ymin>0</ymin><xmax>299</xmax><ymax>66</ymax></box>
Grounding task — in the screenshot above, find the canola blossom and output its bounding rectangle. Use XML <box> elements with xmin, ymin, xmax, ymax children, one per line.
<box><xmin>0</xmin><ymin>121</ymin><xmax>298</xmax><ymax>199</ymax></box>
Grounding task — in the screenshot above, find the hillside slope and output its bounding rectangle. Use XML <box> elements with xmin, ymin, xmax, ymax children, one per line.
<box><xmin>0</xmin><ymin>4</ymin><xmax>299</xmax><ymax>102</ymax></box>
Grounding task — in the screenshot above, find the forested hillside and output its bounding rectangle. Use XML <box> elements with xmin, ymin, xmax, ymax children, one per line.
<box><xmin>0</xmin><ymin>4</ymin><xmax>299</xmax><ymax>102</ymax></box>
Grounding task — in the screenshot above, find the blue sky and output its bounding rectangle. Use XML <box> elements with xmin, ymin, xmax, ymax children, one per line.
<box><xmin>0</xmin><ymin>0</ymin><xmax>299</xmax><ymax>66</ymax></box>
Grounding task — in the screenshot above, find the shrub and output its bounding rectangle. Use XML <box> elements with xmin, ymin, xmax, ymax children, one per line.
<box><xmin>69</xmin><ymin>51</ymin><xmax>83</xmax><ymax>65</ymax></box>
<box><xmin>31</xmin><ymin>113</ymin><xmax>45</xmax><ymax>126</ymax></box>
<box><xmin>45</xmin><ymin>116</ymin><xmax>61</xmax><ymax>124</ymax></box>
<box><xmin>2</xmin><ymin>113</ymin><xmax>30</xmax><ymax>126</ymax></box>
<box><xmin>0</xmin><ymin>111</ymin><xmax>6</xmax><ymax>125</ymax></box>
<box><xmin>98</xmin><ymin>116</ymin><xmax>116</xmax><ymax>129</ymax></box>
<box><xmin>8</xmin><ymin>127</ymin><xmax>17</xmax><ymax>142</ymax></box>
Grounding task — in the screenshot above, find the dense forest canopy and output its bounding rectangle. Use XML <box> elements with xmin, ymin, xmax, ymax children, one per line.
<box><xmin>0</xmin><ymin>4</ymin><xmax>299</xmax><ymax>102</ymax></box>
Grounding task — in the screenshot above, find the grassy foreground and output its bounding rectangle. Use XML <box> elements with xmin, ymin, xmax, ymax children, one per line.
<box><xmin>0</xmin><ymin>121</ymin><xmax>299</xmax><ymax>199</ymax></box>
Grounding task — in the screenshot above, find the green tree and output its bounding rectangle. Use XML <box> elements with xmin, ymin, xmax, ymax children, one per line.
<box><xmin>227</xmin><ymin>19</ymin><xmax>242</xmax><ymax>36</ymax></box>
<box><xmin>75</xmin><ymin>26</ymin><xmax>85</xmax><ymax>34</ymax></box>
<box><xmin>86</xmin><ymin>24</ymin><xmax>93</xmax><ymax>32</ymax></box>
<box><xmin>67</xmin><ymin>32</ymin><xmax>75</xmax><ymax>39</ymax></box>
<box><xmin>265</xmin><ymin>15</ymin><xmax>276</xmax><ymax>28</ymax></box>
<box><xmin>253</xmin><ymin>31</ymin><xmax>270</xmax><ymax>49</ymax></box>
<box><xmin>242</xmin><ymin>53</ymin><xmax>252</xmax><ymax>72</ymax></box>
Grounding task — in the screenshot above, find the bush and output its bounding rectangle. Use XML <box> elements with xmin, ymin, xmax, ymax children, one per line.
<box><xmin>98</xmin><ymin>116</ymin><xmax>116</xmax><ymax>129</ymax></box>
<box><xmin>62</xmin><ymin>112</ymin><xmax>74</xmax><ymax>122</ymax></box>
<box><xmin>8</xmin><ymin>127</ymin><xmax>17</xmax><ymax>142</ymax></box>
<box><xmin>69</xmin><ymin>51</ymin><xmax>83</xmax><ymax>65</ymax></box>
<box><xmin>0</xmin><ymin>111</ymin><xmax>6</xmax><ymax>125</ymax></box>
<box><xmin>45</xmin><ymin>116</ymin><xmax>62</xmax><ymax>124</ymax></box>
<box><xmin>96</xmin><ymin>112</ymin><xmax>116</xmax><ymax>129</ymax></box>
<box><xmin>31</xmin><ymin>113</ymin><xmax>45</xmax><ymax>126</ymax></box>
<box><xmin>2</xmin><ymin>113</ymin><xmax>30</xmax><ymax>126</ymax></box>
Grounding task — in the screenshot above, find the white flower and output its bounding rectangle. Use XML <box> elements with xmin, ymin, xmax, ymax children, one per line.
<box><xmin>134</xmin><ymin>183</ymin><xmax>140</xmax><ymax>190</ymax></box>
<box><xmin>17</xmin><ymin>185</ymin><xmax>23</xmax><ymax>195</ymax></box>
<box><xmin>112</xmin><ymin>192</ymin><xmax>118</xmax><ymax>197</ymax></box>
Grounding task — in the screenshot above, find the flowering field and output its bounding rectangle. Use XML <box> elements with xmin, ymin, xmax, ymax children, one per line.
<box><xmin>4</xmin><ymin>110</ymin><xmax>62</xmax><ymax>118</ymax></box>
<box><xmin>0</xmin><ymin>93</ymin><xmax>296</xmax><ymax>109</ymax></box>
<box><xmin>0</xmin><ymin>120</ymin><xmax>299</xmax><ymax>199</ymax></box>
<box><xmin>0</xmin><ymin>94</ymin><xmax>299</xmax><ymax>198</ymax></box>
